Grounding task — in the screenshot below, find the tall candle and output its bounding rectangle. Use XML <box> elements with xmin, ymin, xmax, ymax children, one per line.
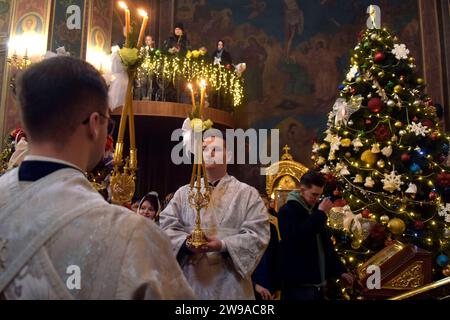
<box><xmin>199</xmin><ymin>79</ymin><xmax>206</xmax><ymax>113</ymax></box>
<box><xmin>188</xmin><ymin>83</ymin><xmax>196</xmax><ymax>110</ymax></box>
<box><xmin>118</xmin><ymin>2</ymin><xmax>130</xmax><ymax>47</ymax></box>
<box><xmin>137</xmin><ymin>9</ymin><xmax>149</xmax><ymax>49</ymax></box>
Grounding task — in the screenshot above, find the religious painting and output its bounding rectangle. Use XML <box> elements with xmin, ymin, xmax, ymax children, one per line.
<box><xmin>15</xmin><ymin>12</ymin><xmax>44</xmax><ymax>35</ymax></box>
<box><xmin>0</xmin><ymin>0</ymin><xmax>10</xmax><ymax>36</ymax></box>
<box><xmin>49</xmin><ymin>0</ymin><xmax>86</xmax><ymax>58</ymax></box>
<box><xmin>90</xmin><ymin>27</ymin><xmax>106</xmax><ymax>51</ymax></box>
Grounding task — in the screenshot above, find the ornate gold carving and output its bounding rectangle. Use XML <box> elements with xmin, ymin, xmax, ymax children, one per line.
<box><xmin>0</xmin><ymin>238</ymin><xmax>7</xmax><ymax>271</ymax></box>
<box><xmin>384</xmin><ymin>261</ymin><xmax>425</xmax><ymax>289</ymax></box>
<box><xmin>110</xmin><ymin>158</ymin><xmax>136</xmax><ymax>205</ymax></box>
<box><xmin>265</xmin><ymin>145</ymin><xmax>309</xmax><ymax>196</ymax></box>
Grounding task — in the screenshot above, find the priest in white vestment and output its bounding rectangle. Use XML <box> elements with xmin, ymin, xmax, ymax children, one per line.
<box><xmin>0</xmin><ymin>57</ymin><xmax>195</xmax><ymax>300</ymax></box>
<box><xmin>160</xmin><ymin>134</ymin><xmax>270</xmax><ymax>299</ymax></box>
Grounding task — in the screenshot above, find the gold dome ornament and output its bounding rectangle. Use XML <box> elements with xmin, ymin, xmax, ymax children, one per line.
<box><xmin>394</xmin><ymin>85</ymin><xmax>403</xmax><ymax>94</ymax></box>
<box><xmin>361</xmin><ymin>150</ymin><xmax>378</xmax><ymax>165</ymax></box>
<box><xmin>388</xmin><ymin>218</ymin><xmax>406</xmax><ymax>235</ymax></box>
<box><xmin>341</xmin><ymin>138</ymin><xmax>352</xmax><ymax>148</ymax></box>
<box><xmin>380</xmin><ymin>215</ymin><xmax>390</xmax><ymax>225</ymax></box>
<box><xmin>443</xmin><ymin>266</ymin><xmax>450</xmax><ymax>277</ymax></box>
<box><xmin>351</xmin><ymin>239</ymin><xmax>362</xmax><ymax>249</ymax></box>
<box><xmin>394</xmin><ymin>121</ymin><xmax>402</xmax><ymax>127</ymax></box>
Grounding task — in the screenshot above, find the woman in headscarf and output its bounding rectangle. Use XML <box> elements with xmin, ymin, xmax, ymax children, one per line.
<box><xmin>137</xmin><ymin>192</ymin><xmax>161</xmax><ymax>224</ymax></box>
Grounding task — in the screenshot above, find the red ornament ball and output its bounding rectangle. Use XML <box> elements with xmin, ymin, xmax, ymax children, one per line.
<box><xmin>429</xmin><ymin>191</ymin><xmax>438</xmax><ymax>200</ymax></box>
<box><xmin>333</xmin><ymin>199</ymin><xmax>347</xmax><ymax>208</ymax></box>
<box><xmin>401</xmin><ymin>153</ymin><xmax>411</xmax><ymax>162</ymax></box>
<box><xmin>431</xmin><ymin>133</ymin><xmax>438</xmax><ymax>141</ymax></box>
<box><xmin>414</xmin><ymin>221</ymin><xmax>425</xmax><ymax>230</ymax></box>
<box><xmin>421</xmin><ymin>119</ymin><xmax>434</xmax><ymax>129</ymax></box>
<box><xmin>365</xmin><ymin>119</ymin><xmax>373</xmax><ymax>126</ymax></box>
<box><xmin>437</xmin><ymin>172</ymin><xmax>450</xmax><ymax>187</ymax></box>
<box><xmin>368</xmin><ymin>98</ymin><xmax>384</xmax><ymax>113</ymax></box>
<box><xmin>375</xmin><ymin>124</ymin><xmax>391</xmax><ymax>141</ymax></box>
<box><xmin>374</xmin><ymin>52</ymin><xmax>385</xmax><ymax>62</ymax></box>
<box><xmin>412</xmin><ymin>117</ymin><xmax>419</xmax><ymax>123</ymax></box>
<box><xmin>362</xmin><ymin>209</ymin><xmax>371</xmax><ymax>218</ymax></box>
<box><xmin>350</xmin><ymin>87</ymin><xmax>356</xmax><ymax>95</ymax></box>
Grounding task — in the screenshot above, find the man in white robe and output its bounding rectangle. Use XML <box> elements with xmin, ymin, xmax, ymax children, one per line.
<box><xmin>160</xmin><ymin>134</ymin><xmax>270</xmax><ymax>299</ymax></box>
<box><xmin>0</xmin><ymin>57</ymin><xmax>195</xmax><ymax>300</ymax></box>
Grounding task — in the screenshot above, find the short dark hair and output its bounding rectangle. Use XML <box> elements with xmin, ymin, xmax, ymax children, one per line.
<box><xmin>17</xmin><ymin>56</ymin><xmax>108</xmax><ymax>144</ymax></box>
<box><xmin>300</xmin><ymin>170</ymin><xmax>326</xmax><ymax>188</ymax></box>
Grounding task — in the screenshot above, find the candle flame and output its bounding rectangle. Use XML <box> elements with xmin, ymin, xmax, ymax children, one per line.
<box><xmin>118</xmin><ymin>1</ymin><xmax>128</xmax><ymax>10</ymax></box>
<box><xmin>138</xmin><ymin>9</ymin><xmax>148</xmax><ymax>17</ymax></box>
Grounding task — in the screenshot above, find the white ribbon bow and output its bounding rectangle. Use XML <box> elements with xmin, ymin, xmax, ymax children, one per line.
<box><xmin>341</xmin><ymin>205</ymin><xmax>363</xmax><ymax>235</ymax></box>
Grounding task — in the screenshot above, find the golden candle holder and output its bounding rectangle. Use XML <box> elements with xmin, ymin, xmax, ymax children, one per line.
<box><xmin>110</xmin><ymin>2</ymin><xmax>149</xmax><ymax>206</ymax></box>
<box><xmin>186</xmin><ymin>81</ymin><xmax>212</xmax><ymax>248</ymax></box>
<box><xmin>187</xmin><ymin>162</ymin><xmax>211</xmax><ymax>248</ymax></box>
<box><xmin>110</xmin><ymin>70</ymin><xmax>138</xmax><ymax>205</ymax></box>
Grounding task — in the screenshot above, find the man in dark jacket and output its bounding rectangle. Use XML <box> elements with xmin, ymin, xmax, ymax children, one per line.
<box><xmin>278</xmin><ymin>170</ymin><xmax>353</xmax><ymax>300</ymax></box>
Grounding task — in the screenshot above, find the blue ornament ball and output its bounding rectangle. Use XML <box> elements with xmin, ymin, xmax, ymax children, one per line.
<box><xmin>338</xmin><ymin>84</ymin><xmax>345</xmax><ymax>91</ymax></box>
<box><xmin>410</xmin><ymin>163</ymin><xmax>421</xmax><ymax>174</ymax></box>
<box><xmin>437</xmin><ymin>254</ymin><xmax>449</xmax><ymax>267</ymax></box>
<box><xmin>442</xmin><ymin>144</ymin><xmax>449</xmax><ymax>155</ymax></box>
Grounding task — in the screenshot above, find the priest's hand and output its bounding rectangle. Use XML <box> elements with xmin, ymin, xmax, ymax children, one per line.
<box><xmin>255</xmin><ymin>284</ymin><xmax>274</xmax><ymax>300</ymax></box>
<box><xmin>205</xmin><ymin>236</ymin><xmax>223</xmax><ymax>252</ymax></box>
<box><xmin>185</xmin><ymin>235</ymin><xmax>223</xmax><ymax>253</ymax></box>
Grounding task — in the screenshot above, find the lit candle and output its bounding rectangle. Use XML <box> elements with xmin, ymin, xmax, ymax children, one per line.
<box><xmin>188</xmin><ymin>83</ymin><xmax>196</xmax><ymax>109</ymax></box>
<box><xmin>199</xmin><ymin>79</ymin><xmax>206</xmax><ymax>113</ymax></box>
<box><xmin>118</xmin><ymin>2</ymin><xmax>130</xmax><ymax>47</ymax></box>
<box><xmin>137</xmin><ymin>9</ymin><xmax>149</xmax><ymax>49</ymax></box>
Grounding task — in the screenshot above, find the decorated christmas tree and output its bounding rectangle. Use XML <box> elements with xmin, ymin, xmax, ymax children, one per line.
<box><xmin>313</xmin><ymin>26</ymin><xmax>450</xmax><ymax>288</ymax></box>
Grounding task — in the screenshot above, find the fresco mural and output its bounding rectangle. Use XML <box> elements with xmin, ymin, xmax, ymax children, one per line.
<box><xmin>175</xmin><ymin>0</ymin><xmax>422</xmax><ymax>190</ymax></box>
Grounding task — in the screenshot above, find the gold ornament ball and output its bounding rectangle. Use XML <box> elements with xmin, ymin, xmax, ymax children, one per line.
<box><xmin>320</xmin><ymin>143</ymin><xmax>328</xmax><ymax>149</ymax></box>
<box><xmin>417</xmin><ymin>78</ymin><xmax>424</xmax><ymax>85</ymax></box>
<box><xmin>395</xmin><ymin>121</ymin><xmax>402</xmax><ymax>127</ymax></box>
<box><xmin>351</xmin><ymin>240</ymin><xmax>361</xmax><ymax>249</ymax></box>
<box><xmin>361</xmin><ymin>150</ymin><xmax>378</xmax><ymax>165</ymax></box>
<box><xmin>394</xmin><ymin>85</ymin><xmax>403</xmax><ymax>94</ymax></box>
<box><xmin>378</xmin><ymin>71</ymin><xmax>385</xmax><ymax>78</ymax></box>
<box><xmin>377</xmin><ymin>159</ymin><xmax>385</xmax><ymax>168</ymax></box>
<box><xmin>443</xmin><ymin>266</ymin><xmax>450</xmax><ymax>277</ymax></box>
<box><xmin>408</xmin><ymin>57</ymin><xmax>415</xmax><ymax>63</ymax></box>
<box><xmin>387</xmin><ymin>100</ymin><xmax>396</xmax><ymax>107</ymax></box>
<box><xmin>370</xmin><ymin>34</ymin><xmax>377</xmax><ymax>41</ymax></box>
<box><xmin>391</xmin><ymin>135</ymin><xmax>398</xmax><ymax>142</ymax></box>
<box><xmin>356</xmin><ymin>77</ymin><xmax>363</xmax><ymax>84</ymax></box>
<box><xmin>341</xmin><ymin>138</ymin><xmax>352</xmax><ymax>147</ymax></box>
<box><xmin>388</xmin><ymin>218</ymin><xmax>406</xmax><ymax>235</ymax></box>
<box><xmin>345</xmin><ymin>152</ymin><xmax>352</xmax><ymax>158</ymax></box>
<box><xmin>444</xmin><ymin>228</ymin><xmax>450</xmax><ymax>238</ymax></box>
<box><xmin>380</xmin><ymin>215</ymin><xmax>390</xmax><ymax>225</ymax></box>
<box><xmin>413</xmin><ymin>100</ymin><xmax>421</xmax><ymax>107</ymax></box>
<box><xmin>399</xmin><ymin>130</ymin><xmax>406</xmax><ymax>136</ymax></box>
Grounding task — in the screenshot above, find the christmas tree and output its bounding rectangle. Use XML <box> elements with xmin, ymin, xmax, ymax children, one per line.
<box><xmin>313</xmin><ymin>26</ymin><xmax>450</xmax><ymax>289</ymax></box>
